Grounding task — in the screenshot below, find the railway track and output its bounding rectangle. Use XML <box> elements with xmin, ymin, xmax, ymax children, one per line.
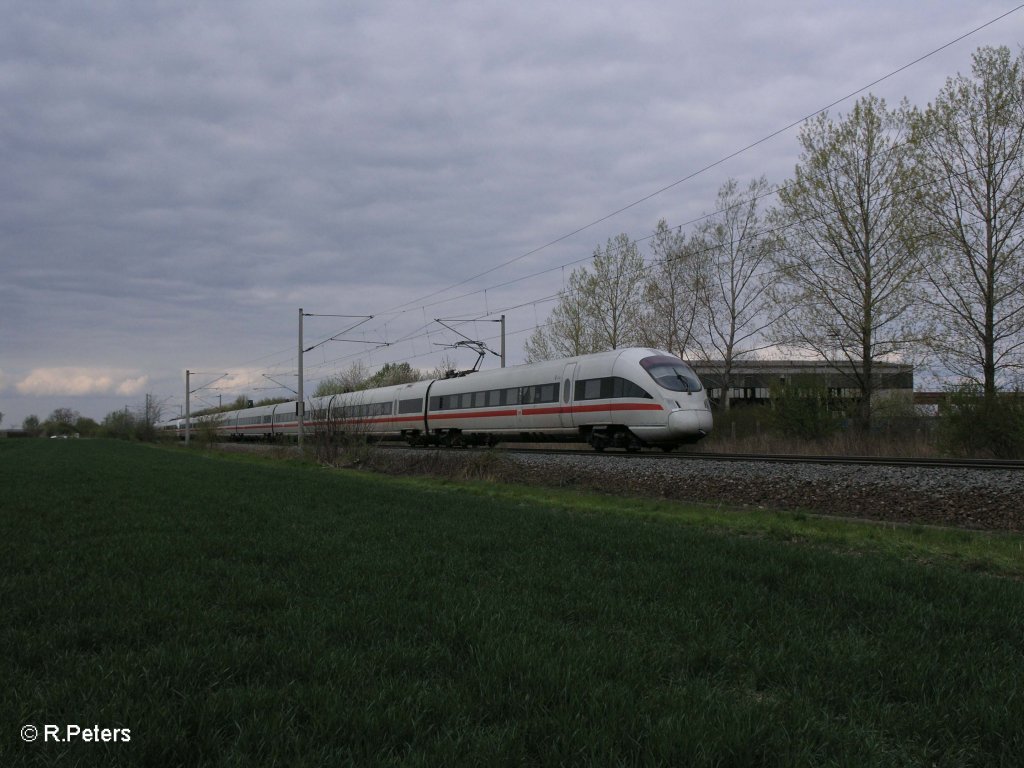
<box><xmin>218</xmin><ymin>441</ymin><xmax>1023</xmax><ymax>529</ymax></box>
<box><xmin>646</xmin><ymin>451</ymin><xmax>1024</xmax><ymax>471</ymax></box>
<box><xmin>377</xmin><ymin>442</ymin><xmax>1024</xmax><ymax>471</ymax></box>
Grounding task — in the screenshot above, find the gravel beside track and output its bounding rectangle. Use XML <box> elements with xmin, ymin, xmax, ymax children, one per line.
<box><xmin>211</xmin><ymin>443</ymin><xmax>1022</xmax><ymax>531</ymax></box>
<box><xmin>503</xmin><ymin>452</ymin><xmax>1023</xmax><ymax>532</ymax></box>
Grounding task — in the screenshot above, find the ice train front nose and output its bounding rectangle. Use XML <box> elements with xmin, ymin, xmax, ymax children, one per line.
<box><xmin>668</xmin><ymin>405</ymin><xmax>713</xmax><ymax>440</ymax></box>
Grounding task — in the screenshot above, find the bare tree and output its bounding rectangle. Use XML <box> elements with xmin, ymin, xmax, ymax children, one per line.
<box><xmin>691</xmin><ymin>177</ymin><xmax>784</xmax><ymax>410</ymax></box>
<box><xmin>525</xmin><ymin>233</ymin><xmax>646</xmax><ymax>361</ymax></box>
<box><xmin>46</xmin><ymin>407</ymin><xmax>80</xmax><ymax>435</ymax></box>
<box><xmin>142</xmin><ymin>393</ymin><xmax>163</xmax><ymax>426</ymax></box>
<box><xmin>586</xmin><ymin>233</ymin><xmax>648</xmax><ymax>349</ymax></box>
<box><xmin>910</xmin><ymin>45</ymin><xmax>1024</xmax><ymax>397</ymax></box>
<box><xmin>428</xmin><ymin>353</ymin><xmax>459</xmax><ymax>379</ymax></box>
<box><xmin>524</xmin><ymin>270</ymin><xmax>598</xmax><ymax>362</ymax></box>
<box><xmin>640</xmin><ymin>219</ymin><xmax>705</xmax><ymax>358</ymax></box>
<box><xmin>313</xmin><ymin>360</ymin><xmax>370</xmax><ymax>397</ymax></box>
<box><xmin>364</xmin><ymin>362</ymin><xmax>421</xmax><ymax>388</ymax></box>
<box><xmin>772</xmin><ymin>95</ymin><xmax>923</xmax><ymax>428</ymax></box>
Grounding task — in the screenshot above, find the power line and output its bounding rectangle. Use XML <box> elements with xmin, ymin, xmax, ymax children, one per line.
<box><xmin>209</xmin><ymin>7</ymin><xmax>1024</xmax><ymax>391</ymax></box>
<box><xmin>379</xmin><ymin>4</ymin><xmax>1024</xmax><ymax>315</ymax></box>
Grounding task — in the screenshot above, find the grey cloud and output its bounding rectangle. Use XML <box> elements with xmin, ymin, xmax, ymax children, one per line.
<box><xmin>1</xmin><ymin>0</ymin><xmax>1018</xmax><ymax>425</ymax></box>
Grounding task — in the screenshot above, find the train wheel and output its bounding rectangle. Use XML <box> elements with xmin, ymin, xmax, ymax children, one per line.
<box><xmin>442</xmin><ymin>430</ymin><xmax>464</xmax><ymax>448</ymax></box>
<box><xmin>624</xmin><ymin>431</ymin><xmax>644</xmax><ymax>453</ymax></box>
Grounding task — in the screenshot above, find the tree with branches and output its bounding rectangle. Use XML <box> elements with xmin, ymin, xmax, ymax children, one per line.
<box><xmin>639</xmin><ymin>219</ymin><xmax>705</xmax><ymax>359</ymax></box>
<box><xmin>525</xmin><ymin>233</ymin><xmax>646</xmax><ymax>361</ymax></box>
<box><xmin>691</xmin><ymin>177</ymin><xmax>784</xmax><ymax>410</ymax></box>
<box><xmin>524</xmin><ymin>271</ymin><xmax>597</xmax><ymax>362</ymax></box>
<box><xmin>910</xmin><ymin>45</ymin><xmax>1024</xmax><ymax>397</ymax></box>
<box><xmin>771</xmin><ymin>95</ymin><xmax>924</xmax><ymax>429</ymax></box>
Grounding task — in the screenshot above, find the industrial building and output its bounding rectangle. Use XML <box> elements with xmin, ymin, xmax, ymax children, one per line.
<box><xmin>689</xmin><ymin>360</ymin><xmax>914</xmax><ymax>409</ymax></box>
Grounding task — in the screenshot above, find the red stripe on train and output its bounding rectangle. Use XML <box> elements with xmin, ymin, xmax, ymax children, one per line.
<box><xmin>221</xmin><ymin>401</ymin><xmax>664</xmax><ymax>431</ymax></box>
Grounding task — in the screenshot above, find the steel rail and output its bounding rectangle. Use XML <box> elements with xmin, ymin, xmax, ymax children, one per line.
<box><xmin>376</xmin><ymin>442</ymin><xmax>1024</xmax><ymax>471</ymax></box>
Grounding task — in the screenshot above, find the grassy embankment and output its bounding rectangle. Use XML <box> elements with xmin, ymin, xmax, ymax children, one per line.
<box><xmin>2</xmin><ymin>439</ymin><xmax>1022</xmax><ymax>766</ymax></box>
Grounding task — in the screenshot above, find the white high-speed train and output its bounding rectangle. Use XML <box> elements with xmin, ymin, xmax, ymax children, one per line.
<box><xmin>157</xmin><ymin>348</ymin><xmax>713</xmax><ymax>451</ymax></box>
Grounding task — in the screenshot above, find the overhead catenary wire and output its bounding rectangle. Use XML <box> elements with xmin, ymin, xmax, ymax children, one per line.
<box><xmin>208</xmin><ymin>6</ymin><xmax>1023</xmax><ymax>395</ymax></box>
<box><xmin>378</xmin><ymin>4</ymin><xmax>1024</xmax><ymax>316</ymax></box>
<box><xmin>308</xmin><ymin>14</ymin><xmax>1023</xmax><ymax>375</ymax></box>
<box><xmin>234</xmin><ymin>126</ymin><xmax>1017</xmax><ymax>396</ymax></box>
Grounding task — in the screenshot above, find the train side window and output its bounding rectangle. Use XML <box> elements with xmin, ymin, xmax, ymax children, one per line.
<box><xmin>399</xmin><ymin>398</ymin><xmax>422</xmax><ymax>415</ymax></box>
<box><xmin>473</xmin><ymin>391</ymin><xmax>486</xmax><ymax>408</ymax></box>
<box><xmin>487</xmin><ymin>390</ymin><xmax>501</xmax><ymax>407</ymax></box>
<box><xmin>539</xmin><ymin>383</ymin><xmax>556</xmax><ymax>403</ymax></box>
<box><xmin>574</xmin><ymin>376</ymin><xmax>652</xmax><ymax>401</ymax></box>
<box><xmin>621</xmin><ymin>379</ymin><xmax>652</xmax><ymax>399</ymax></box>
<box><xmin>563</xmin><ymin>379</ymin><xmax>570</xmax><ymax>403</ymax></box>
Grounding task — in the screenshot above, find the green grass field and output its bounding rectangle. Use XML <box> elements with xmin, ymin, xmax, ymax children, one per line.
<box><xmin>2</xmin><ymin>440</ymin><xmax>1023</xmax><ymax>766</ymax></box>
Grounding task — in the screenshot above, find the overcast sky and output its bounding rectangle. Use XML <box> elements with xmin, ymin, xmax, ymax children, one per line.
<box><xmin>2</xmin><ymin>1</ymin><xmax>1022</xmax><ymax>426</ymax></box>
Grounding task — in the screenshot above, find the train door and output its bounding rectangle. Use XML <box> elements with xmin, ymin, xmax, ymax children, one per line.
<box><xmin>270</xmin><ymin>403</ymin><xmax>282</xmax><ymax>437</ymax></box>
<box><xmin>559</xmin><ymin>362</ymin><xmax>577</xmax><ymax>428</ymax></box>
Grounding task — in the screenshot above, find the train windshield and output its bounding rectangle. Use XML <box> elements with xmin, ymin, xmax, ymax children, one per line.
<box><xmin>640</xmin><ymin>355</ymin><xmax>703</xmax><ymax>393</ymax></box>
